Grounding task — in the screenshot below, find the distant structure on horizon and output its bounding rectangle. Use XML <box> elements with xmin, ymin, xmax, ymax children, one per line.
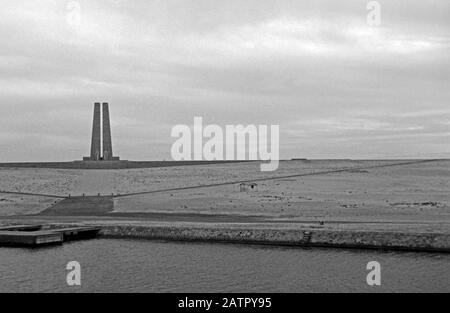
<box><xmin>83</xmin><ymin>102</ymin><xmax>120</xmax><ymax>161</ymax></box>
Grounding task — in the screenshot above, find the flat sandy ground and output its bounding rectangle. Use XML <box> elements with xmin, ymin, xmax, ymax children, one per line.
<box><xmin>0</xmin><ymin>160</ymin><xmax>449</xmax><ymax>232</ymax></box>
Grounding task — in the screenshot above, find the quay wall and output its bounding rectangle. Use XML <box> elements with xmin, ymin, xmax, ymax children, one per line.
<box><xmin>98</xmin><ymin>225</ymin><xmax>450</xmax><ymax>253</ymax></box>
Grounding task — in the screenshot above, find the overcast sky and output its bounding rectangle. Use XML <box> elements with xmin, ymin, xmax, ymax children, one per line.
<box><xmin>0</xmin><ymin>0</ymin><xmax>449</xmax><ymax>161</ymax></box>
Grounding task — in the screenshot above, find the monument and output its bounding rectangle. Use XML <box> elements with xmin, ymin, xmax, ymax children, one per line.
<box><xmin>83</xmin><ymin>102</ymin><xmax>120</xmax><ymax>161</ymax></box>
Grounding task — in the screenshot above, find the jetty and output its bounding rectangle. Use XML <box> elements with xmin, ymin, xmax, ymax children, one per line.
<box><xmin>0</xmin><ymin>224</ymin><xmax>43</xmax><ymax>232</ymax></box>
<box><xmin>0</xmin><ymin>225</ymin><xmax>101</xmax><ymax>247</ymax></box>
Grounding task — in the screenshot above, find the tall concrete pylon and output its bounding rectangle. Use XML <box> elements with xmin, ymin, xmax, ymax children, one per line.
<box><xmin>84</xmin><ymin>102</ymin><xmax>119</xmax><ymax>161</ymax></box>
<box><xmin>90</xmin><ymin>103</ymin><xmax>101</xmax><ymax>161</ymax></box>
<box><xmin>102</xmin><ymin>102</ymin><xmax>113</xmax><ymax>161</ymax></box>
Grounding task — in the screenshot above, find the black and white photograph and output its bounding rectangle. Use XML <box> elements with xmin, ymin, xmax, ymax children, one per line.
<box><xmin>0</xmin><ymin>0</ymin><xmax>449</xmax><ymax>298</ymax></box>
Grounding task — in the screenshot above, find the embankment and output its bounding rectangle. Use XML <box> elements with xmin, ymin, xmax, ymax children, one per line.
<box><xmin>0</xmin><ymin>160</ymin><xmax>249</xmax><ymax>170</ymax></box>
<box><xmin>98</xmin><ymin>225</ymin><xmax>450</xmax><ymax>253</ymax></box>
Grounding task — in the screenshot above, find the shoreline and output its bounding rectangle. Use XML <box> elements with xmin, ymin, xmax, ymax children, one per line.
<box><xmin>0</xmin><ymin>219</ymin><xmax>449</xmax><ymax>253</ymax></box>
<box><xmin>40</xmin><ymin>223</ymin><xmax>450</xmax><ymax>253</ymax></box>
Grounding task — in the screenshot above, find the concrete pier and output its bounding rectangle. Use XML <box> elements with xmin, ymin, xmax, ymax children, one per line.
<box><xmin>0</xmin><ymin>225</ymin><xmax>101</xmax><ymax>247</ymax></box>
<box><xmin>0</xmin><ymin>225</ymin><xmax>43</xmax><ymax>232</ymax></box>
<box><xmin>0</xmin><ymin>231</ymin><xmax>63</xmax><ymax>247</ymax></box>
<box><xmin>51</xmin><ymin>226</ymin><xmax>101</xmax><ymax>241</ymax></box>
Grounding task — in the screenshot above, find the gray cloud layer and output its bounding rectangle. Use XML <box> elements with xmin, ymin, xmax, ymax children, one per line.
<box><xmin>0</xmin><ymin>0</ymin><xmax>449</xmax><ymax>161</ymax></box>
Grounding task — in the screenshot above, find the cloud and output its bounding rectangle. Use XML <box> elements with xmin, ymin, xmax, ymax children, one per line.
<box><xmin>0</xmin><ymin>0</ymin><xmax>449</xmax><ymax>161</ymax></box>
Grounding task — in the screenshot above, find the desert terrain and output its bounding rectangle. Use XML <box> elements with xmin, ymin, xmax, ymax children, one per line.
<box><xmin>0</xmin><ymin>160</ymin><xmax>449</xmax><ymax>233</ymax></box>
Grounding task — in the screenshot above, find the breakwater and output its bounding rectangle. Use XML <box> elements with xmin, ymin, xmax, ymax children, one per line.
<box><xmin>98</xmin><ymin>225</ymin><xmax>450</xmax><ymax>253</ymax></box>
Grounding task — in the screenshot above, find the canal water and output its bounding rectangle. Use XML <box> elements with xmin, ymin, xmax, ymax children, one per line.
<box><xmin>0</xmin><ymin>239</ymin><xmax>448</xmax><ymax>293</ymax></box>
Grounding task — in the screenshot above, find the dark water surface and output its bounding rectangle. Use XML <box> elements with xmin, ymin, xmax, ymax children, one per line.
<box><xmin>0</xmin><ymin>239</ymin><xmax>448</xmax><ymax>293</ymax></box>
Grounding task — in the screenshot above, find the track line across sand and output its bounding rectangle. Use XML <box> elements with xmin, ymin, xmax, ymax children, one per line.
<box><xmin>114</xmin><ymin>159</ymin><xmax>439</xmax><ymax>198</ymax></box>
<box><xmin>0</xmin><ymin>159</ymin><xmax>440</xmax><ymax>199</ymax></box>
<box><xmin>0</xmin><ymin>190</ymin><xmax>66</xmax><ymax>199</ymax></box>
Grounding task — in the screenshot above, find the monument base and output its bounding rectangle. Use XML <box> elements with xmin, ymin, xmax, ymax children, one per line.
<box><xmin>83</xmin><ymin>157</ymin><xmax>120</xmax><ymax>161</ymax></box>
